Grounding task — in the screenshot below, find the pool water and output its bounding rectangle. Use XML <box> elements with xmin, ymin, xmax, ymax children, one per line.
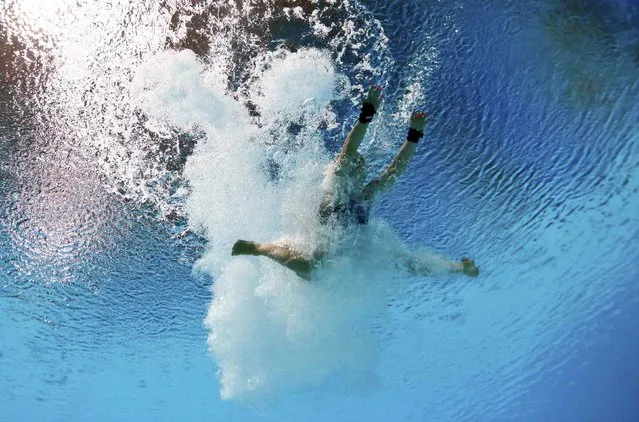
<box><xmin>1</xmin><ymin>0</ymin><xmax>638</xmax><ymax>421</ymax></box>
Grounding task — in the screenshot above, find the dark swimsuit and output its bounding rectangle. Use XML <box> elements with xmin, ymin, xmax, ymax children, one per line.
<box><xmin>319</xmin><ymin>197</ymin><xmax>371</xmax><ymax>226</ymax></box>
<box><xmin>320</xmin><ymin>153</ymin><xmax>370</xmax><ymax>226</ymax></box>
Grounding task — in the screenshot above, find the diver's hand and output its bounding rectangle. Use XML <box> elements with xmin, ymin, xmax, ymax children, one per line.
<box><xmin>363</xmin><ymin>85</ymin><xmax>383</xmax><ymax>111</ymax></box>
<box><xmin>406</xmin><ymin>111</ymin><xmax>429</xmax><ymax>143</ymax></box>
<box><xmin>460</xmin><ymin>257</ymin><xmax>479</xmax><ymax>277</ymax></box>
<box><xmin>409</xmin><ymin>111</ymin><xmax>429</xmax><ymax>132</ymax></box>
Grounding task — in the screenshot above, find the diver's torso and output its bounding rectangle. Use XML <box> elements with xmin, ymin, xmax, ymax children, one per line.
<box><xmin>319</xmin><ymin>153</ymin><xmax>371</xmax><ymax>226</ymax></box>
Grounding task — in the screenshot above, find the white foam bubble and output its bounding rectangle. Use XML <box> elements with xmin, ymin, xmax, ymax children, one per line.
<box><xmin>131</xmin><ymin>50</ymin><xmax>241</xmax><ymax>133</ymax></box>
<box><xmin>204</xmin><ymin>254</ymin><xmax>389</xmax><ymax>401</ymax></box>
<box><xmin>252</xmin><ymin>48</ymin><xmax>349</xmax><ymax>124</ymax></box>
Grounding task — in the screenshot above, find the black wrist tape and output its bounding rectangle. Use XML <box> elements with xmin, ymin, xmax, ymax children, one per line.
<box><xmin>359</xmin><ymin>102</ymin><xmax>376</xmax><ymax>124</ymax></box>
<box><xmin>407</xmin><ymin>128</ymin><xmax>423</xmax><ymax>143</ymax></box>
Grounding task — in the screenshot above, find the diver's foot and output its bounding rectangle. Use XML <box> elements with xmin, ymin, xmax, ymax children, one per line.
<box><xmin>232</xmin><ymin>240</ymin><xmax>258</xmax><ymax>256</ymax></box>
<box><xmin>461</xmin><ymin>258</ymin><xmax>479</xmax><ymax>277</ymax></box>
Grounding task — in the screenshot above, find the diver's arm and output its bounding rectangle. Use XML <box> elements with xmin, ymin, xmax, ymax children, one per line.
<box><xmin>340</xmin><ymin>121</ymin><xmax>370</xmax><ymax>159</ymax></box>
<box><xmin>363</xmin><ymin>141</ymin><xmax>417</xmax><ymax>200</ymax></box>
<box><xmin>441</xmin><ymin>257</ymin><xmax>479</xmax><ymax>276</ymax></box>
<box><xmin>404</xmin><ymin>253</ymin><xmax>479</xmax><ymax>277</ymax></box>
<box><xmin>363</xmin><ymin>111</ymin><xmax>427</xmax><ymax>201</ymax></box>
<box><xmin>337</xmin><ymin>86</ymin><xmax>383</xmax><ymax>163</ymax></box>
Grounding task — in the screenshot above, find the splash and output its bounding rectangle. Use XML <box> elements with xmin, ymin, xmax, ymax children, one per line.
<box><xmin>131</xmin><ymin>48</ymin><xmax>359</xmax><ymax>399</ymax></box>
<box><xmin>4</xmin><ymin>0</ymin><xmax>444</xmax><ymax>402</ymax></box>
<box><xmin>131</xmin><ymin>46</ymin><xmax>455</xmax><ymax>400</ymax></box>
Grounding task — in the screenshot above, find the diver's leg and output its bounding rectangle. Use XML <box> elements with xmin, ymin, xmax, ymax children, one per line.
<box><xmin>232</xmin><ymin>240</ymin><xmax>315</xmax><ymax>280</ymax></box>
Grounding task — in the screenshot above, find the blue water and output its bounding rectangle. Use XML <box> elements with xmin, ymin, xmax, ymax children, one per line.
<box><xmin>1</xmin><ymin>0</ymin><xmax>638</xmax><ymax>421</ymax></box>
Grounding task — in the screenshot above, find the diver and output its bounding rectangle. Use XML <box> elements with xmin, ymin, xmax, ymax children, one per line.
<box><xmin>231</xmin><ymin>86</ymin><xmax>479</xmax><ymax>281</ymax></box>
